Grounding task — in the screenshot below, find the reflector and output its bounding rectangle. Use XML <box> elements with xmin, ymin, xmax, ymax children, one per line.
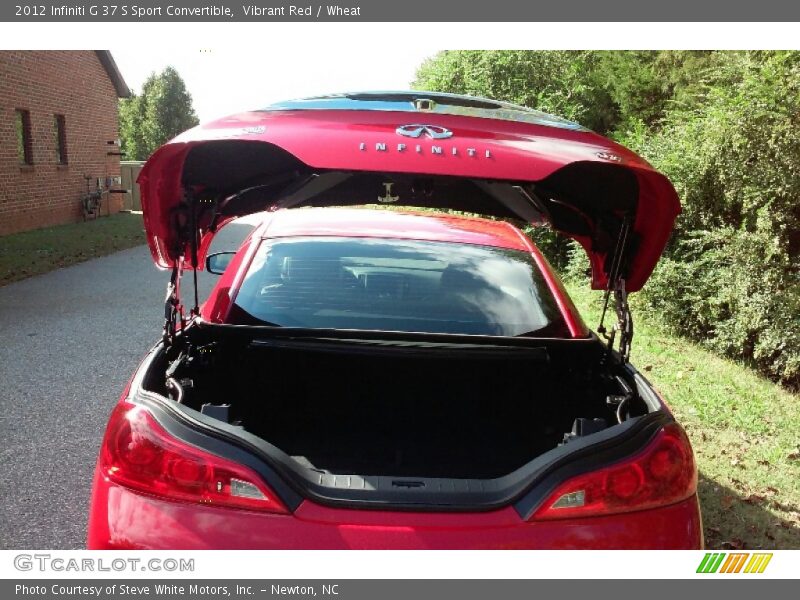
<box><xmin>552</xmin><ymin>490</ymin><xmax>586</xmax><ymax>509</ymax></box>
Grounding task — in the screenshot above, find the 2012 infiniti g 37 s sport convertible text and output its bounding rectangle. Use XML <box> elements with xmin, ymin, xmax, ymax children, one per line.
<box><xmin>88</xmin><ymin>91</ymin><xmax>702</xmax><ymax>549</ymax></box>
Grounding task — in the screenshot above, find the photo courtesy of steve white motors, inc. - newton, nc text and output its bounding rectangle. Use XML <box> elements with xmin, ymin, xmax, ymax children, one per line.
<box><xmin>0</xmin><ymin>1</ymin><xmax>799</xmax><ymax>598</ymax></box>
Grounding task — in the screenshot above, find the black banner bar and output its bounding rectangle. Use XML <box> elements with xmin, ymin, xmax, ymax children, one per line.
<box><xmin>3</xmin><ymin>1</ymin><xmax>800</xmax><ymax>22</ymax></box>
<box><xmin>3</xmin><ymin>580</ymin><xmax>795</xmax><ymax>600</ymax></box>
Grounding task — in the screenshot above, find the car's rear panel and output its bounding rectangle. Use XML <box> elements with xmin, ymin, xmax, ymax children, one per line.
<box><xmin>88</xmin><ymin>471</ymin><xmax>702</xmax><ymax>549</ymax></box>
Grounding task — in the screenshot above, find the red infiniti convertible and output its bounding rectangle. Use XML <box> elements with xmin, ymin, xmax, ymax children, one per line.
<box><xmin>88</xmin><ymin>92</ymin><xmax>702</xmax><ymax>549</ymax></box>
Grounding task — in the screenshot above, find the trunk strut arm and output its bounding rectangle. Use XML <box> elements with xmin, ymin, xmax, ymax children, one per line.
<box><xmin>163</xmin><ymin>185</ymin><xmax>204</xmax><ymax>347</ymax></box>
<box><xmin>613</xmin><ymin>279</ymin><xmax>633</xmax><ymax>363</ymax></box>
<box><xmin>187</xmin><ymin>187</ymin><xmax>200</xmax><ymax>317</ymax></box>
<box><xmin>598</xmin><ymin>216</ymin><xmax>634</xmax><ymax>363</ymax></box>
<box><xmin>163</xmin><ymin>261</ymin><xmax>184</xmax><ymax>346</ymax></box>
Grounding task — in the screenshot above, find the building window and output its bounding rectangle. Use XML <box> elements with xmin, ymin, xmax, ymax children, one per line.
<box><xmin>15</xmin><ymin>109</ymin><xmax>33</xmax><ymax>165</ymax></box>
<box><xmin>53</xmin><ymin>114</ymin><xmax>68</xmax><ymax>164</ymax></box>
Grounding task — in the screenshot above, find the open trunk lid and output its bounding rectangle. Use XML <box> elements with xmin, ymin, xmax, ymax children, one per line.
<box><xmin>138</xmin><ymin>91</ymin><xmax>680</xmax><ymax>292</ymax></box>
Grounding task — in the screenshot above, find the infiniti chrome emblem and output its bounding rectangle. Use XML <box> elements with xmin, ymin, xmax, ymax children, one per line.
<box><xmin>596</xmin><ymin>151</ymin><xmax>622</xmax><ymax>162</ymax></box>
<box><xmin>396</xmin><ymin>124</ymin><xmax>454</xmax><ymax>140</ymax></box>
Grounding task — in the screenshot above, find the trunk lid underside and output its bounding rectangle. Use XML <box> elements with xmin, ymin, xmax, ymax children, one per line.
<box><xmin>138</xmin><ymin>92</ymin><xmax>680</xmax><ymax>292</ymax></box>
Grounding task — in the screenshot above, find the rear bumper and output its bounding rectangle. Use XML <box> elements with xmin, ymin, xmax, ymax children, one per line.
<box><xmin>88</xmin><ymin>472</ymin><xmax>703</xmax><ymax>549</ymax></box>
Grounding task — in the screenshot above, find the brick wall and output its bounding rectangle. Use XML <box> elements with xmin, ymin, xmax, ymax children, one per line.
<box><xmin>0</xmin><ymin>51</ymin><xmax>123</xmax><ymax>236</ymax></box>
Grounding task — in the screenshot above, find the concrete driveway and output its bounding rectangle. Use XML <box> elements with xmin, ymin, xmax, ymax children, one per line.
<box><xmin>0</xmin><ymin>220</ymin><xmax>255</xmax><ymax>548</ymax></box>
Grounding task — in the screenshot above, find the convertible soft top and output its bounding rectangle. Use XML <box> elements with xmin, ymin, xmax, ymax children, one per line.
<box><xmin>138</xmin><ymin>91</ymin><xmax>680</xmax><ymax>291</ymax></box>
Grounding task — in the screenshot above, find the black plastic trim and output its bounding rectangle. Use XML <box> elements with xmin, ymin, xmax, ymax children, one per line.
<box><xmin>248</xmin><ymin>337</ymin><xmax>551</xmax><ymax>362</ymax></box>
<box><xmin>190</xmin><ymin>318</ymin><xmax>594</xmax><ymax>346</ymax></box>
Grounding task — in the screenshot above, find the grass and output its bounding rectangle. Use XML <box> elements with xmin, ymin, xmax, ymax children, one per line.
<box><xmin>0</xmin><ymin>213</ymin><xmax>146</xmax><ymax>286</ymax></box>
<box><xmin>566</xmin><ymin>282</ymin><xmax>800</xmax><ymax>550</ymax></box>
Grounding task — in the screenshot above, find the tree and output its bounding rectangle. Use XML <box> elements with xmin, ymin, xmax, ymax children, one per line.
<box><xmin>592</xmin><ymin>51</ymin><xmax>722</xmax><ymax>131</ymax></box>
<box><xmin>413</xmin><ymin>50</ymin><xmax>616</xmax><ymax>134</ymax></box>
<box><xmin>119</xmin><ymin>66</ymin><xmax>199</xmax><ymax>160</ymax></box>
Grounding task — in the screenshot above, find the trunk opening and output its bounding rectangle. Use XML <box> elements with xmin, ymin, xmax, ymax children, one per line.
<box><xmin>144</xmin><ymin>325</ymin><xmax>650</xmax><ymax>482</ymax></box>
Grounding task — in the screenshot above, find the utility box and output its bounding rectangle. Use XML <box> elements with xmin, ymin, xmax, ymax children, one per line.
<box><xmin>120</xmin><ymin>161</ymin><xmax>145</xmax><ymax>211</ymax></box>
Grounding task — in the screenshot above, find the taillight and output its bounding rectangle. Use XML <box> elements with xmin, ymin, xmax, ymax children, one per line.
<box><xmin>99</xmin><ymin>401</ymin><xmax>288</xmax><ymax>514</ymax></box>
<box><xmin>532</xmin><ymin>423</ymin><xmax>696</xmax><ymax>520</ymax></box>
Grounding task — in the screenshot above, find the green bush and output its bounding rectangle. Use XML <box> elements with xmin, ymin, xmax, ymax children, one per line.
<box><xmin>617</xmin><ymin>52</ymin><xmax>800</xmax><ymax>386</ymax></box>
<box><xmin>522</xmin><ymin>226</ymin><xmax>573</xmax><ymax>272</ymax></box>
<box><xmin>640</xmin><ymin>230</ymin><xmax>799</xmax><ymax>381</ymax></box>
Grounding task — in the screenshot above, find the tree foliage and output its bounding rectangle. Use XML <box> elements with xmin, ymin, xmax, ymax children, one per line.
<box><xmin>413</xmin><ymin>50</ymin><xmax>800</xmax><ymax>386</ymax></box>
<box><xmin>414</xmin><ymin>50</ymin><xmax>616</xmax><ymax>133</ymax></box>
<box><xmin>620</xmin><ymin>52</ymin><xmax>800</xmax><ymax>385</ymax></box>
<box><xmin>119</xmin><ymin>66</ymin><xmax>199</xmax><ymax>161</ymax></box>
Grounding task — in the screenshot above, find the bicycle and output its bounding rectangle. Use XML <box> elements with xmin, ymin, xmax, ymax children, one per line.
<box><xmin>81</xmin><ymin>175</ymin><xmax>103</xmax><ymax>220</ymax></box>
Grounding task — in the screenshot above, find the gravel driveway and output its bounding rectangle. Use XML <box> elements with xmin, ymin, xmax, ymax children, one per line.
<box><xmin>0</xmin><ymin>220</ymin><xmax>254</xmax><ymax>548</ymax></box>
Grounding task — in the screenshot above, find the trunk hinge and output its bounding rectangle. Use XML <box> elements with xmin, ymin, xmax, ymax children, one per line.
<box><xmin>598</xmin><ymin>216</ymin><xmax>634</xmax><ymax>364</ymax></box>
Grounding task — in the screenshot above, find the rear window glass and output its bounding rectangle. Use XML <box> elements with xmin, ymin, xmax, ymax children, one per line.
<box><xmin>229</xmin><ymin>237</ymin><xmax>569</xmax><ymax>337</ymax></box>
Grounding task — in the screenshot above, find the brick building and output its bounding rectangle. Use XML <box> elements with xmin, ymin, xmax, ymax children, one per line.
<box><xmin>0</xmin><ymin>51</ymin><xmax>130</xmax><ymax>235</ymax></box>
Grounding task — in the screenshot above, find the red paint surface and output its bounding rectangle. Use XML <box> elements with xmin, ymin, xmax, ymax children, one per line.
<box><xmin>261</xmin><ymin>207</ymin><xmax>531</xmax><ymax>250</ymax></box>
